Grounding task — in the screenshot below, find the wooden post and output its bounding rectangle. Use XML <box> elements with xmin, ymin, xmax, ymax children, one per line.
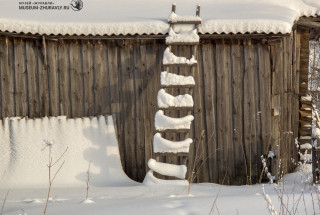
<box><xmin>196</xmin><ymin>5</ymin><xmax>200</xmax><ymax>17</ymax></box>
<box><xmin>171</xmin><ymin>4</ymin><xmax>176</xmax><ymax>13</ymax></box>
<box><xmin>196</xmin><ymin>5</ymin><xmax>200</xmax><ymax>31</ymax></box>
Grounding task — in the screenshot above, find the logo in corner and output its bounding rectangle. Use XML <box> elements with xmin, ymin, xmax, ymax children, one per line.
<box><xmin>70</xmin><ymin>0</ymin><xmax>83</xmax><ymax>11</ymax></box>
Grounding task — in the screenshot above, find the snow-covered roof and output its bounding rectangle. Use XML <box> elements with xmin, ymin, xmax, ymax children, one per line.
<box><xmin>0</xmin><ymin>0</ymin><xmax>319</xmax><ymax>36</ymax></box>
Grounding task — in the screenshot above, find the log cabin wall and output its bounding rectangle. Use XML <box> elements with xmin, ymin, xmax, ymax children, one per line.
<box><xmin>0</xmin><ymin>33</ymin><xmax>299</xmax><ymax>185</ymax></box>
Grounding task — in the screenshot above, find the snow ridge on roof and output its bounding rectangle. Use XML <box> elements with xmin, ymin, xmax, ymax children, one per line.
<box><xmin>0</xmin><ymin>0</ymin><xmax>319</xmax><ymax>36</ymax></box>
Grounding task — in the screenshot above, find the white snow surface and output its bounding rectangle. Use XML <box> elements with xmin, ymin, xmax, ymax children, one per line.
<box><xmin>163</xmin><ymin>47</ymin><xmax>197</xmax><ymax>65</ymax></box>
<box><xmin>147</xmin><ymin>159</ymin><xmax>187</xmax><ymax>179</ymax></box>
<box><xmin>168</xmin><ymin>11</ymin><xmax>202</xmax><ymax>23</ymax></box>
<box><xmin>300</xmin><ymin>143</ymin><xmax>312</xmax><ymax>150</ymax></box>
<box><xmin>143</xmin><ymin>170</ymin><xmax>189</xmax><ymax>186</ymax></box>
<box><xmin>157</xmin><ymin>89</ymin><xmax>193</xmax><ymax>108</ymax></box>
<box><xmin>301</xmin><ymin>95</ymin><xmax>312</xmax><ymax>101</ymax></box>
<box><xmin>0</xmin><ymin>116</ymin><xmax>135</xmax><ymax>189</ymax></box>
<box><xmin>0</xmin><ymin>0</ymin><xmax>319</xmax><ymax>35</ymax></box>
<box><xmin>153</xmin><ymin>133</ymin><xmax>192</xmax><ymax>153</ymax></box>
<box><xmin>313</xmin><ymin>126</ymin><xmax>320</xmax><ymax>138</ymax></box>
<box><xmin>160</xmin><ymin>71</ymin><xmax>195</xmax><ymax>86</ymax></box>
<box><xmin>299</xmin><ymin>135</ymin><xmax>312</xmax><ymax>139</ymax></box>
<box><xmin>0</xmin><ymin>164</ymin><xmax>317</xmax><ymax>215</ymax></box>
<box><xmin>154</xmin><ymin>110</ymin><xmax>194</xmax><ymax>131</ymax></box>
<box><xmin>166</xmin><ymin>28</ymin><xmax>199</xmax><ymax>44</ymax></box>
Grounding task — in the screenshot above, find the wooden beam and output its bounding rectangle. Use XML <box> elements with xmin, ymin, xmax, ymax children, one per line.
<box><xmin>297</xmin><ymin>20</ymin><xmax>320</xmax><ymax>29</ymax></box>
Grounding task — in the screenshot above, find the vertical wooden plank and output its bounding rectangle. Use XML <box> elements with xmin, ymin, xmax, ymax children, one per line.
<box><xmin>14</xmin><ymin>38</ymin><xmax>28</xmax><ymax>116</ymax></box>
<box><xmin>281</xmin><ymin>37</ymin><xmax>288</xmax><ymax>174</ymax></box>
<box><xmin>270</xmin><ymin>40</ymin><xmax>283</xmax><ymax>180</ymax></box>
<box><xmin>193</xmin><ymin>43</ymin><xmax>210</xmax><ymax>182</ymax></box>
<box><xmin>69</xmin><ymin>40</ymin><xmax>83</xmax><ymax>117</ymax></box>
<box><xmin>145</xmin><ymin>40</ymin><xmax>161</xmax><ymax>178</ymax></box>
<box><xmin>82</xmin><ymin>40</ymin><xmax>95</xmax><ymax>117</ymax></box>
<box><xmin>292</xmin><ymin>30</ymin><xmax>299</xmax><ymax>164</ymax></box>
<box><xmin>107</xmin><ymin>40</ymin><xmax>125</xmax><ymax>167</ymax></box>
<box><xmin>120</xmin><ymin>40</ymin><xmax>137</xmax><ymax>180</ymax></box>
<box><xmin>58</xmin><ymin>40</ymin><xmax>71</xmax><ymax>117</ymax></box>
<box><xmin>243</xmin><ymin>40</ymin><xmax>256</xmax><ymax>184</ymax></box>
<box><xmin>225</xmin><ymin>39</ymin><xmax>234</xmax><ymax>185</ymax></box>
<box><xmin>26</xmin><ymin>40</ymin><xmax>39</xmax><ymax>118</ymax></box>
<box><xmin>231</xmin><ymin>39</ymin><xmax>246</xmax><ymax>185</ymax></box>
<box><xmin>140</xmin><ymin>42</ymin><xmax>153</xmax><ymax>176</ymax></box>
<box><xmin>93</xmin><ymin>41</ymin><xmax>102</xmax><ymax>116</ymax></box>
<box><xmin>133</xmin><ymin>40</ymin><xmax>146</xmax><ymax>181</ymax></box>
<box><xmin>251</xmin><ymin>41</ymin><xmax>260</xmax><ymax>183</ymax></box>
<box><xmin>0</xmin><ymin>37</ymin><xmax>15</xmax><ymax>118</ymax></box>
<box><xmin>95</xmin><ymin>41</ymin><xmax>110</xmax><ymax>115</ymax></box>
<box><xmin>287</xmin><ymin>34</ymin><xmax>293</xmax><ymax>172</ymax></box>
<box><xmin>47</xmin><ymin>40</ymin><xmax>59</xmax><ymax>116</ymax></box>
<box><xmin>38</xmin><ymin>37</ymin><xmax>49</xmax><ymax>117</ymax></box>
<box><xmin>202</xmin><ymin>40</ymin><xmax>218</xmax><ymax>183</ymax></box>
<box><xmin>258</xmin><ymin>42</ymin><xmax>272</xmax><ymax>166</ymax></box>
<box><xmin>215</xmin><ymin>39</ymin><xmax>224</xmax><ymax>184</ymax></box>
<box><xmin>216</xmin><ymin>39</ymin><xmax>233</xmax><ymax>184</ymax></box>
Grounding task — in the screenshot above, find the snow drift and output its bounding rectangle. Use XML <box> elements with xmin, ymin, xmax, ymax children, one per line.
<box><xmin>0</xmin><ymin>116</ymin><xmax>135</xmax><ymax>188</ymax></box>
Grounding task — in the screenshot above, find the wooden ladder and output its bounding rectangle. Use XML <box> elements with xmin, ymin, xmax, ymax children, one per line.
<box><xmin>146</xmin><ymin>4</ymin><xmax>201</xmax><ymax>183</ymax></box>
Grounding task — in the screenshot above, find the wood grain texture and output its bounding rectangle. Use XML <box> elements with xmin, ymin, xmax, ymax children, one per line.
<box><xmin>0</xmin><ymin>35</ymin><xmax>302</xmax><ymax>185</ymax></box>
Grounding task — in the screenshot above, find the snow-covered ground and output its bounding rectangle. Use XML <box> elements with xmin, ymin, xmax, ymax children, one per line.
<box><xmin>0</xmin><ymin>164</ymin><xmax>317</xmax><ymax>215</ymax></box>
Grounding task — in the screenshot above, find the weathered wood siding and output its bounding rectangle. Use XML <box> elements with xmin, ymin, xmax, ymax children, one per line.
<box><xmin>0</xmin><ymin>34</ymin><xmax>299</xmax><ymax>184</ymax></box>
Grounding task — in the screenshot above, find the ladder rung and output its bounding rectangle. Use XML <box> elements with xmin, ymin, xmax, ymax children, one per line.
<box><xmin>156</xmin><ymin>129</ymin><xmax>190</xmax><ymax>133</ymax></box>
<box><xmin>154</xmin><ymin>152</ymin><xmax>189</xmax><ymax>157</ymax></box>
<box><xmin>168</xmin><ymin>20</ymin><xmax>201</xmax><ymax>25</ymax></box>
<box><xmin>164</xmin><ymin>63</ymin><xmax>197</xmax><ymax>67</ymax></box>
<box><xmin>166</xmin><ymin>41</ymin><xmax>199</xmax><ymax>45</ymax></box>
<box><xmin>161</xmin><ymin>84</ymin><xmax>195</xmax><ymax>88</ymax></box>
<box><xmin>158</xmin><ymin>106</ymin><xmax>193</xmax><ymax>111</ymax></box>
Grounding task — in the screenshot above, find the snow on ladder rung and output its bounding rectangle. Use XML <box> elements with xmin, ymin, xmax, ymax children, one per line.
<box><xmin>153</xmin><ymin>133</ymin><xmax>192</xmax><ymax>153</ymax></box>
<box><xmin>166</xmin><ymin>28</ymin><xmax>200</xmax><ymax>45</ymax></box>
<box><xmin>163</xmin><ymin>47</ymin><xmax>197</xmax><ymax>66</ymax></box>
<box><xmin>143</xmin><ymin>170</ymin><xmax>189</xmax><ymax>186</ymax></box>
<box><xmin>155</xmin><ymin>110</ymin><xmax>194</xmax><ymax>131</ymax></box>
<box><xmin>168</xmin><ymin>12</ymin><xmax>201</xmax><ymax>24</ymax></box>
<box><xmin>158</xmin><ymin>89</ymin><xmax>193</xmax><ymax>109</ymax></box>
<box><xmin>147</xmin><ymin>158</ymin><xmax>187</xmax><ymax>179</ymax></box>
<box><xmin>160</xmin><ymin>71</ymin><xmax>195</xmax><ymax>87</ymax></box>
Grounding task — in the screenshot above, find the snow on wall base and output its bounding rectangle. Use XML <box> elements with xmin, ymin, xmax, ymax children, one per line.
<box><xmin>0</xmin><ymin>116</ymin><xmax>135</xmax><ymax>189</ymax></box>
<box><xmin>143</xmin><ymin>170</ymin><xmax>189</xmax><ymax>186</ymax></box>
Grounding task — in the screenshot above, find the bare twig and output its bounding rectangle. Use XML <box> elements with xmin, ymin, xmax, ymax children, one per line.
<box><xmin>209</xmin><ymin>171</ymin><xmax>228</xmax><ymax>215</ymax></box>
<box><xmin>86</xmin><ymin>161</ymin><xmax>91</xmax><ymax>200</ymax></box>
<box><xmin>0</xmin><ymin>190</ymin><xmax>9</xmax><ymax>215</ymax></box>
<box><xmin>43</xmin><ymin>141</ymin><xmax>68</xmax><ymax>215</ymax></box>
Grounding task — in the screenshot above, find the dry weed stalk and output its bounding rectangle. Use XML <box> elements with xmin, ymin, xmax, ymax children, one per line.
<box><xmin>187</xmin><ymin>130</ymin><xmax>215</xmax><ymax>194</ymax></box>
<box><xmin>0</xmin><ymin>190</ymin><xmax>9</xmax><ymax>215</ymax></box>
<box><xmin>209</xmin><ymin>171</ymin><xmax>228</xmax><ymax>215</ymax></box>
<box><xmin>43</xmin><ymin>140</ymin><xmax>68</xmax><ymax>215</ymax></box>
<box><xmin>86</xmin><ymin>161</ymin><xmax>91</xmax><ymax>200</ymax></box>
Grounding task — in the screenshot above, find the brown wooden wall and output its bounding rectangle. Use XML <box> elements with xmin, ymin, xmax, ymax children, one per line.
<box><xmin>0</xmin><ymin>33</ymin><xmax>299</xmax><ymax>185</ymax></box>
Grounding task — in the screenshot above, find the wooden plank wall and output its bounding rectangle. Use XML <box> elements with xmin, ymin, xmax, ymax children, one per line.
<box><xmin>0</xmin><ymin>35</ymin><xmax>299</xmax><ymax>184</ymax></box>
